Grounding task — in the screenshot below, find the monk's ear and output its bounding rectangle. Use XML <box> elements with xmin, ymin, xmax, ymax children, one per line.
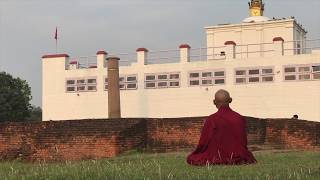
<box><xmin>213</xmin><ymin>99</ymin><xmax>217</xmax><ymax>105</ymax></box>
<box><xmin>229</xmin><ymin>98</ymin><xmax>232</xmax><ymax>103</ymax></box>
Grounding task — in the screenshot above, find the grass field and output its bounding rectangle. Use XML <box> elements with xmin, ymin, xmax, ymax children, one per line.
<box><xmin>0</xmin><ymin>151</ymin><xmax>319</xmax><ymax>180</ymax></box>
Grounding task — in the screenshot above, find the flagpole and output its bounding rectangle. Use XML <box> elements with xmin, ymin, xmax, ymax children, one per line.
<box><xmin>55</xmin><ymin>27</ymin><xmax>58</xmax><ymax>53</ymax></box>
<box><xmin>55</xmin><ymin>38</ymin><xmax>57</xmax><ymax>54</ymax></box>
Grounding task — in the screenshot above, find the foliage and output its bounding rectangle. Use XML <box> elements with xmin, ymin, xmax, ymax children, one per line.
<box><xmin>27</xmin><ymin>106</ymin><xmax>42</xmax><ymax>121</ymax></box>
<box><xmin>0</xmin><ymin>71</ymin><xmax>32</xmax><ymax>122</ymax></box>
<box><xmin>0</xmin><ymin>151</ymin><xmax>319</xmax><ymax>179</ymax></box>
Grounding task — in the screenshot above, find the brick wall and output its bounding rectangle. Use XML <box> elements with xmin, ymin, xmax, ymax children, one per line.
<box><xmin>0</xmin><ymin>119</ymin><xmax>146</xmax><ymax>162</ymax></box>
<box><xmin>0</xmin><ymin>117</ymin><xmax>319</xmax><ymax>162</ymax></box>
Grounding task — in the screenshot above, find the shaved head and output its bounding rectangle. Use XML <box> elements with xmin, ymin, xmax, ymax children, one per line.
<box><xmin>213</xmin><ymin>89</ymin><xmax>232</xmax><ymax>108</ymax></box>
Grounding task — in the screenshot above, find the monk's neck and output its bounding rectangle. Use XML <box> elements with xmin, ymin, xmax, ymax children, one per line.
<box><xmin>217</xmin><ymin>105</ymin><xmax>231</xmax><ymax>112</ymax></box>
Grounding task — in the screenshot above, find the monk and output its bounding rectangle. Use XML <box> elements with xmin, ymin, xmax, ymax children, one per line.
<box><xmin>187</xmin><ymin>89</ymin><xmax>256</xmax><ymax>165</ymax></box>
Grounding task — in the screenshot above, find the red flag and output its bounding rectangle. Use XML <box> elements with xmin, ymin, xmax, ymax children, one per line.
<box><xmin>54</xmin><ymin>27</ymin><xmax>57</xmax><ymax>40</ymax></box>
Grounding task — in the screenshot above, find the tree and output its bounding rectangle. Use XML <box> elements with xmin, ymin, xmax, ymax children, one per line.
<box><xmin>28</xmin><ymin>105</ymin><xmax>42</xmax><ymax>121</ymax></box>
<box><xmin>0</xmin><ymin>71</ymin><xmax>32</xmax><ymax>122</ymax></box>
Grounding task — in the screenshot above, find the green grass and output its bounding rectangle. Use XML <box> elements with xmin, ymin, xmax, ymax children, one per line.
<box><xmin>0</xmin><ymin>151</ymin><xmax>319</xmax><ymax>180</ymax></box>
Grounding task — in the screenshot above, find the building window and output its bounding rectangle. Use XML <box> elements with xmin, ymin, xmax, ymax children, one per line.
<box><xmin>146</xmin><ymin>82</ymin><xmax>156</xmax><ymax>88</ymax></box>
<box><xmin>145</xmin><ymin>72</ymin><xmax>180</xmax><ymax>89</ymax></box>
<box><xmin>77</xmin><ymin>79</ymin><xmax>86</xmax><ymax>85</ymax></box>
<box><xmin>87</xmin><ymin>78</ymin><xmax>97</xmax><ymax>84</ymax></box>
<box><xmin>145</xmin><ymin>75</ymin><xmax>156</xmax><ymax>81</ymax></box>
<box><xmin>104</xmin><ymin>74</ymin><xmax>138</xmax><ymax>91</ymax></box>
<box><xmin>66</xmin><ymin>86</ymin><xmax>76</xmax><ymax>92</ymax></box>
<box><xmin>284</xmin><ymin>64</ymin><xmax>320</xmax><ymax>81</ymax></box>
<box><xmin>66</xmin><ymin>77</ymin><xmax>97</xmax><ymax>92</ymax></box>
<box><xmin>87</xmin><ymin>86</ymin><xmax>97</xmax><ymax>91</ymax></box>
<box><xmin>190</xmin><ymin>72</ymin><xmax>199</xmax><ymax>78</ymax></box>
<box><xmin>261</xmin><ymin>68</ymin><xmax>274</xmax><ymax>82</ymax></box>
<box><xmin>235</xmin><ymin>67</ymin><xmax>274</xmax><ymax>84</ymax></box>
<box><xmin>284</xmin><ymin>67</ymin><xmax>296</xmax><ymax>73</ymax></box>
<box><xmin>125</xmin><ymin>75</ymin><xmax>138</xmax><ymax>89</ymax></box>
<box><xmin>66</xmin><ymin>80</ymin><xmax>75</xmax><ymax>85</ymax></box>
<box><xmin>189</xmin><ymin>69</ymin><xmax>225</xmax><ymax>86</ymax></box>
<box><xmin>86</xmin><ymin>77</ymin><xmax>97</xmax><ymax>91</ymax></box>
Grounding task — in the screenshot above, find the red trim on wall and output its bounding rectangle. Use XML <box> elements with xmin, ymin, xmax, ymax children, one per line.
<box><xmin>179</xmin><ymin>44</ymin><xmax>191</xmax><ymax>49</ymax></box>
<box><xmin>136</xmin><ymin>48</ymin><xmax>148</xmax><ymax>52</ymax></box>
<box><xmin>89</xmin><ymin>65</ymin><xmax>97</xmax><ymax>68</ymax></box>
<box><xmin>42</xmin><ymin>54</ymin><xmax>69</xmax><ymax>58</ymax></box>
<box><xmin>273</xmin><ymin>37</ymin><xmax>284</xmax><ymax>42</ymax></box>
<box><xmin>224</xmin><ymin>41</ymin><xmax>236</xmax><ymax>46</ymax></box>
<box><xmin>96</xmin><ymin>50</ymin><xmax>108</xmax><ymax>55</ymax></box>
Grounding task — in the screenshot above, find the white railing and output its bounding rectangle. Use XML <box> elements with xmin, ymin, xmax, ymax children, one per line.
<box><xmin>69</xmin><ymin>56</ymin><xmax>97</xmax><ymax>69</ymax></box>
<box><xmin>67</xmin><ymin>39</ymin><xmax>320</xmax><ymax>69</ymax></box>
<box><xmin>111</xmin><ymin>53</ymin><xmax>136</xmax><ymax>66</ymax></box>
<box><xmin>147</xmin><ymin>49</ymin><xmax>180</xmax><ymax>64</ymax></box>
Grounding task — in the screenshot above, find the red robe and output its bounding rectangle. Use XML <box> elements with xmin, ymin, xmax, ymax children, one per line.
<box><xmin>187</xmin><ymin>106</ymin><xmax>257</xmax><ymax>165</ymax></box>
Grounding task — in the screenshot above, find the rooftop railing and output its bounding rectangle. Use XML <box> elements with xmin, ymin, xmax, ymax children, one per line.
<box><xmin>66</xmin><ymin>39</ymin><xmax>320</xmax><ymax>70</ymax></box>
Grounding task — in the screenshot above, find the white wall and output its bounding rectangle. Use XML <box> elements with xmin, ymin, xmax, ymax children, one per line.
<box><xmin>42</xmin><ymin>52</ymin><xmax>320</xmax><ymax>122</ymax></box>
<box><xmin>205</xmin><ymin>19</ymin><xmax>306</xmax><ymax>59</ymax></box>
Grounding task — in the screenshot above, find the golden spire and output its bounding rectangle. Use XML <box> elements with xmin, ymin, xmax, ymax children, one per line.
<box><xmin>248</xmin><ymin>0</ymin><xmax>264</xmax><ymax>16</ymax></box>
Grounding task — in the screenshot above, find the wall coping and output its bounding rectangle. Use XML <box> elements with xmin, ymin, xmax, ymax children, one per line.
<box><xmin>224</xmin><ymin>41</ymin><xmax>237</xmax><ymax>45</ymax></box>
<box><xmin>42</xmin><ymin>54</ymin><xmax>69</xmax><ymax>59</ymax></box>
<box><xmin>179</xmin><ymin>44</ymin><xmax>191</xmax><ymax>49</ymax></box>
<box><xmin>136</xmin><ymin>48</ymin><xmax>149</xmax><ymax>52</ymax></box>
<box><xmin>96</xmin><ymin>50</ymin><xmax>108</xmax><ymax>55</ymax></box>
<box><xmin>273</xmin><ymin>37</ymin><xmax>284</xmax><ymax>42</ymax></box>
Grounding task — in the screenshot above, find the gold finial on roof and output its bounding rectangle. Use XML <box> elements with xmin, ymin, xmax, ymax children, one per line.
<box><xmin>248</xmin><ymin>0</ymin><xmax>264</xmax><ymax>16</ymax></box>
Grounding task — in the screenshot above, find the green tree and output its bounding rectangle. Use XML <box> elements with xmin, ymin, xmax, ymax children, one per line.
<box><xmin>0</xmin><ymin>71</ymin><xmax>32</xmax><ymax>122</ymax></box>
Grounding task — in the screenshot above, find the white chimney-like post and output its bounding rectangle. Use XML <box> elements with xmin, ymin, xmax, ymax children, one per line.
<box><xmin>179</xmin><ymin>44</ymin><xmax>191</xmax><ymax>63</ymax></box>
<box><xmin>96</xmin><ymin>50</ymin><xmax>108</xmax><ymax>68</ymax></box>
<box><xmin>69</xmin><ymin>60</ymin><xmax>79</xmax><ymax>70</ymax></box>
<box><xmin>136</xmin><ymin>48</ymin><xmax>148</xmax><ymax>65</ymax></box>
<box><xmin>224</xmin><ymin>41</ymin><xmax>236</xmax><ymax>59</ymax></box>
<box><xmin>273</xmin><ymin>37</ymin><xmax>284</xmax><ymax>56</ymax></box>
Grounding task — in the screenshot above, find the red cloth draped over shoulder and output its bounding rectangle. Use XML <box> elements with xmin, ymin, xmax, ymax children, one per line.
<box><xmin>187</xmin><ymin>106</ymin><xmax>257</xmax><ymax>166</ymax></box>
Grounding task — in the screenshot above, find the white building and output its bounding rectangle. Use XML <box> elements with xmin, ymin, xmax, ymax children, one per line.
<box><xmin>42</xmin><ymin>0</ymin><xmax>320</xmax><ymax>121</ymax></box>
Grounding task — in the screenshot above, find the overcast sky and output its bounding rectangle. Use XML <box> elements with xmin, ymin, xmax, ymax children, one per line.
<box><xmin>0</xmin><ymin>0</ymin><xmax>319</xmax><ymax>107</ymax></box>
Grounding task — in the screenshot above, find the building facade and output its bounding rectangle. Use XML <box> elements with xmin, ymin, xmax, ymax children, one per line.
<box><xmin>42</xmin><ymin>1</ymin><xmax>320</xmax><ymax>121</ymax></box>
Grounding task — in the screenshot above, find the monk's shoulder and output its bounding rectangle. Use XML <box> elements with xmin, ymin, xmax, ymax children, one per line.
<box><xmin>230</xmin><ymin>109</ymin><xmax>244</xmax><ymax>118</ymax></box>
<box><xmin>230</xmin><ymin>110</ymin><xmax>246</xmax><ymax>123</ymax></box>
<box><xmin>206</xmin><ymin>113</ymin><xmax>219</xmax><ymax>123</ymax></box>
<box><xmin>208</xmin><ymin>112</ymin><xmax>218</xmax><ymax>119</ymax></box>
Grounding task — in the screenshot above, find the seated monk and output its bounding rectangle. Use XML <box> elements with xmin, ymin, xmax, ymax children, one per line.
<box><xmin>187</xmin><ymin>89</ymin><xmax>256</xmax><ymax>165</ymax></box>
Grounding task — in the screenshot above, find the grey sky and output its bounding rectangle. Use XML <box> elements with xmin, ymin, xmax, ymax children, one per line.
<box><xmin>0</xmin><ymin>0</ymin><xmax>319</xmax><ymax>107</ymax></box>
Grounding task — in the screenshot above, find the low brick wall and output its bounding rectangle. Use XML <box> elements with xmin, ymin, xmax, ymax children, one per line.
<box><xmin>0</xmin><ymin>119</ymin><xmax>147</xmax><ymax>161</ymax></box>
<box><xmin>0</xmin><ymin>117</ymin><xmax>319</xmax><ymax>162</ymax></box>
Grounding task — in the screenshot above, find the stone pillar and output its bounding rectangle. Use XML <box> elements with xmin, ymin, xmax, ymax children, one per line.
<box><xmin>107</xmin><ymin>56</ymin><xmax>121</xmax><ymax>119</ymax></box>
<box><xmin>179</xmin><ymin>44</ymin><xmax>191</xmax><ymax>63</ymax></box>
<box><xmin>136</xmin><ymin>48</ymin><xmax>148</xmax><ymax>65</ymax></box>
<box><xmin>224</xmin><ymin>41</ymin><xmax>236</xmax><ymax>59</ymax></box>
<box><xmin>96</xmin><ymin>50</ymin><xmax>107</xmax><ymax>68</ymax></box>
<box><xmin>273</xmin><ymin>37</ymin><xmax>284</xmax><ymax>56</ymax></box>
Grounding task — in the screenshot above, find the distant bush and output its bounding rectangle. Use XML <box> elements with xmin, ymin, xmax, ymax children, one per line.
<box><xmin>27</xmin><ymin>105</ymin><xmax>42</xmax><ymax>121</ymax></box>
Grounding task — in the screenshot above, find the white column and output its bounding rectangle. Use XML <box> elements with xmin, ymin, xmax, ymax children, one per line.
<box><xmin>224</xmin><ymin>41</ymin><xmax>236</xmax><ymax>59</ymax></box>
<box><xmin>96</xmin><ymin>50</ymin><xmax>107</xmax><ymax>68</ymax></box>
<box><xmin>136</xmin><ymin>48</ymin><xmax>148</xmax><ymax>65</ymax></box>
<box><xmin>179</xmin><ymin>44</ymin><xmax>190</xmax><ymax>63</ymax></box>
<box><xmin>273</xmin><ymin>37</ymin><xmax>284</xmax><ymax>56</ymax></box>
